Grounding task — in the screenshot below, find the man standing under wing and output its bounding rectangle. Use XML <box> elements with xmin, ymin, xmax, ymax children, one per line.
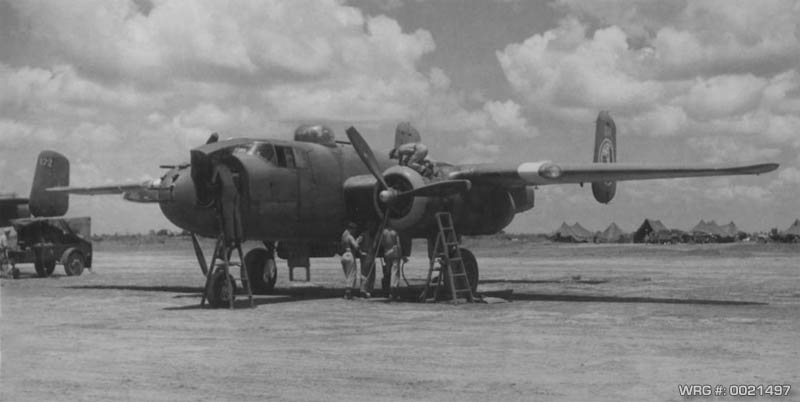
<box><xmin>380</xmin><ymin>227</ymin><xmax>403</xmax><ymax>300</ymax></box>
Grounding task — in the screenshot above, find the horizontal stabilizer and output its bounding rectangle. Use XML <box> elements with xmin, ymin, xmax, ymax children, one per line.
<box><xmin>48</xmin><ymin>180</ymin><xmax>161</xmax><ymax>203</ymax></box>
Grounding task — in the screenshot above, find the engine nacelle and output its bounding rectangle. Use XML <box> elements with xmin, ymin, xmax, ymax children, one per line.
<box><xmin>374</xmin><ymin>166</ymin><xmax>429</xmax><ymax>231</ymax></box>
<box><xmin>453</xmin><ymin>186</ymin><xmax>517</xmax><ymax>235</ymax></box>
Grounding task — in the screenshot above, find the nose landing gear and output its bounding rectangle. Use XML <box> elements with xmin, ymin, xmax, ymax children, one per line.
<box><xmin>195</xmin><ymin>163</ymin><xmax>254</xmax><ymax>309</ymax></box>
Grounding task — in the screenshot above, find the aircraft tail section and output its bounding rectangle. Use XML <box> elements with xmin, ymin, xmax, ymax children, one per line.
<box><xmin>591</xmin><ymin>111</ymin><xmax>617</xmax><ymax>204</ymax></box>
<box><xmin>394</xmin><ymin>122</ymin><xmax>422</xmax><ymax>149</ymax></box>
<box><xmin>29</xmin><ymin>150</ymin><xmax>70</xmax><ymax>217</ymax></box>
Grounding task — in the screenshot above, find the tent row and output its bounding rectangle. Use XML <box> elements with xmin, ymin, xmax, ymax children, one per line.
<box><xmin>551</xmin><ymin>219</ymin><xmax>800</xmax><ymax>244</ymax></box>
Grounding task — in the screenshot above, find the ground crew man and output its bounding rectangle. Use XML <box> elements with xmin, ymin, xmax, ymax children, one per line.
<box><xmin>380</xmin><ymin>227</ymin><xmax>403</xmax><ymax>299</ymax></box>
<box><xmin>359</xmin><ymin>221</ymin><xmax>377</xmax><ymax>298</ymax></box>
<box><xmin>340</xmin><ymin>223</ymin><xmax>362</xmax><ymax>299</ymax></box>
<box><xmin>1</xmin><ymin>228</ymin><xmax>18</xmax><ymax>279</ymax></box>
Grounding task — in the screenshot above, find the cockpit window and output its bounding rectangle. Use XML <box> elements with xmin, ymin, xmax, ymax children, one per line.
<box><xmin>253</xmin><ymin>143</ymin><xmax>275</xmax><ymax>164</ymax></box>
<box><xmin>275</xmin><ymin>146</ymin><xmax>296</xmax><ymax>169</ymax></box>
<box><xmin>230</xmin><ymin>145</ymin><xmax>250</xmax><ymax>155</ymax></box>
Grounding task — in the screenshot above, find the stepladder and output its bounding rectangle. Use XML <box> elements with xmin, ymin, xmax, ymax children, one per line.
<box><xmin>420</xmin><ymin>212</ymin><xmax>474</xmax><ymax>303</ymax></box>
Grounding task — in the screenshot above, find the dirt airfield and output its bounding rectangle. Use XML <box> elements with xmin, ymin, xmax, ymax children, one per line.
<box><xmin>2</xmin><ymin>239</ymin><xmax>799</xmax><ymax>402</ymax></box>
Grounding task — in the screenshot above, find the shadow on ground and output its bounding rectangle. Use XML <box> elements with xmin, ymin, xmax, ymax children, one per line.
<box><xmin>509</xmin><ymin>292</ymin><xmax>766</xmax><ymax>305</ymax></box>
<box><xmin>67</xmin><ymin>283</ymin><xmax>765</xmax><ymax>307</ymax></box>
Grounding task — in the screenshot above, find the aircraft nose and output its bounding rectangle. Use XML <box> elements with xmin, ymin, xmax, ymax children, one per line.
<box><xmin>169</xmin><ymin>168</ymin><xmax>197</xmax><ymax>207</ymax></box>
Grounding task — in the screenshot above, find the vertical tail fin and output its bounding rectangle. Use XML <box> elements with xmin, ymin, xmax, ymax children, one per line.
<box><xmin>394</xmin><ymin>122</ymin><xmax>422</xmax><ymax>149</ymax></box>
<box><xmin>591</xmin><ymin>111</ymin><xmax>617</xmax><ymax>204</ymax></box>
<box><xmin>29</xmin><ymin>150</ymin><xmax>69</xmax><ymax>217</ymax></box>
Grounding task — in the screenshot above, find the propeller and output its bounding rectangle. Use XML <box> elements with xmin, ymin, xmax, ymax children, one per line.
<box><xmin>346</xmin><ymin>127</ymin><xmax>390</xmax><ymax>190</ymax></box>
<box><xmin>345</xmin><ymin>126</ymin><xmax>471</xmax><ymax>206</ymax></box>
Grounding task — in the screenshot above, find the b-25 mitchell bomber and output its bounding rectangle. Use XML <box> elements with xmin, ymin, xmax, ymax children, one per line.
<box><xmin>49</xmin><ymin>112</ymin><xmax>779</xmax><ymax>307</ymax></box>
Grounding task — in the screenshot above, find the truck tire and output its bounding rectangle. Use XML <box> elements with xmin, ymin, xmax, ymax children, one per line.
<box><xmin>64</xmin><ymin>251</ymin><xmax>85</xmax><ymax>276</ymax></box>
<box><xmin>35</xmin><ymin>259</ymin><xmax>56</xmax><ymax>278</ymax></box>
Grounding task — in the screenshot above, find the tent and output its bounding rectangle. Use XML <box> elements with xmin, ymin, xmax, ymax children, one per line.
<box><xmin>721</xmin><ymin>221</ymin><xmax>740</xmax><ymax>239</ymax></box>
<box><xmin>570</xmin><ymin>223</ymin><xmax>594</xmax><ymax>241</ymax></box>
<box><xmin>633</xmin><ymin>219</ymin><xmax>669</xmax><ymax>243</ymax></box>
<box><xmin>784</xmin><ymin>219</ymin><xmax>800</xmax><ymax>238</ymax></box>
<box><xmin>690</xmin><ymin>220</ymin><xmax>737</xmax><ymax>242</ymax></box>
<box><xmin>596</xmin><ymin>222</ymin><xmax>627</xmax><ymax>243</ymax></box>
<box><xmin>552</xmin><ymin>222</ymin><xmax>593</xmax><ymax>243</ymax></box>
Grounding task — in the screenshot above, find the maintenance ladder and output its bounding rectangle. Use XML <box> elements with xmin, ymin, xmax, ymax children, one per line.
<box><xmin>420</xmin><ymin>212</ymin><xmax>474</xmax><ymax>303</ymax></box>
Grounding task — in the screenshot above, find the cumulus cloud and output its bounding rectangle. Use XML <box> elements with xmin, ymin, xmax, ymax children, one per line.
<box><xmin>686</xmin><ymin>136</ymin><xmax>782</xmax><ymax>163</ymax></box>
<box><xmin>682</xmin><ymin>74</ymin><xmax>768</xmax><ymax>120</ymax></box>
<box><xmin>483</xmin><ymin>100</ymin><xmax>535</xmax><ymax>136</ymax></box>
<box><xmin>498</xmin><ymin>18</ymin><xmax>661</xmax><ymax>114</ymax></box>
<box><xmin>703</xmin><ymin>181</ymin><xmax>775</xmax><ymax>204</ymax></box>
<box><xmin>498</xmin><ymin>0</ymin><xmax>800</xmax><ymax>169</ymax></box>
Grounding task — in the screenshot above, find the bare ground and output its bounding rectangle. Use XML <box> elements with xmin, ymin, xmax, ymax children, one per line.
<box><xmin>2</xmin><ymin>241</ymin><xmax>799</xmax><ymax>402</ymax></box>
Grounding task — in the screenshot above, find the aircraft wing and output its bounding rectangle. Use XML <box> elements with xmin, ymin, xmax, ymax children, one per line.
<box><xmin>47</xmin><ymin>180</ymin><xmax>162</xmax><ymax>203</ymax></box>
<box><xmin>448</xmin><ymin>161</ymin><xmax>780</xmax><ymax>187</ymax></box>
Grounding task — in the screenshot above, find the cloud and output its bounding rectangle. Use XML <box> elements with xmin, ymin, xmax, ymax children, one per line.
<box><xmin>483</xmin><ymin>100</ymin><xmax>535</xmax><ymax>136</ymax></box>
<box><xmin>626</xmin><ymin>105</ymin><xmax>688</xmax><ymax>137</ymax></box>
<box><xmin>556</xmin><ymin>0</ymin><xmax>800</xmax><ymax>78</ymax></box>
<box><xmin>686</xmin><ymin>137</ymin><xmax>782</xmax><ymax>163</ymax></box>
<box><xmin>775</xmin><ymin>166</ymin><xmax>800</xmax><ymax>185</ymax></box>
<box><xmin>682</xmin><ymin>74</ymin><xmax>768</xmax><ymax>120</ymax></box>
<box><xmin>497</xmin><ymin>18</ymin><xmax>662</xmax><ymax>114</ymax></box>
<box><xmin>703</xmin><ymin>180</ymin><xmax>775</xmax><ymax>203</ymax></box>
<box><xmin>498</xmin><ymin>0</ymin><xmax>800</xmax><ymax>173</ymax></box>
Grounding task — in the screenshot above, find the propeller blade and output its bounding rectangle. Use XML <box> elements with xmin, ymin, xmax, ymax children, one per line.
<box><xmin>345</xmin><ymin>127</ymin><xmax>389</xmax><ymax>190</ymax></box>
<box><xmin>380</xmin><ymin>179</ymin><xmax>471</xmax><ymax>203</ymax></box>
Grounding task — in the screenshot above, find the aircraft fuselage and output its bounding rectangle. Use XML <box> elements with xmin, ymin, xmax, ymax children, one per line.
<box><xmin>154</xmin><ymin>137</ymin><xmax>534</xmax><ymax>247</ymax></box>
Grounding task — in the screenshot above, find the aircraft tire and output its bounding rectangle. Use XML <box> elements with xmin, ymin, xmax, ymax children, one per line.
<box><xmin>459</xmin><ymin>248</ymin><xmax>479</xmax><ymax>294</ymax></box>
<box><xmin>244</xmin><ymin>248</ymin><xmax>277</xmax><ymax>294</ymax></box>
<box><xmin>63</xmin><ymin>250</ymin><xmax>85</xmax><ymax>276</ymax></box>
<box><xmin>34</xmin><ymin>259</ymin><xmax>56</xmax><ymax>278</ymax></box>
<box><xmin>208</xmin><ymin>270</ymin><xmax>237</xmax><ymax>308</ymax></box>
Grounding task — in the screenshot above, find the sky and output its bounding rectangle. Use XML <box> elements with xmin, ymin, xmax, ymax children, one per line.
<box><xmin>1</xmin><ymin>0</ymin><xmax>798</xmax><ymax>234</ymax></box>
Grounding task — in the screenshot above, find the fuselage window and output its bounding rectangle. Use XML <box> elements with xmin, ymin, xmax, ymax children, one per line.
<box><xmin>275</xmin><ymin>146</ymin><xmax>296</xmax><ymax>169</ymax></box>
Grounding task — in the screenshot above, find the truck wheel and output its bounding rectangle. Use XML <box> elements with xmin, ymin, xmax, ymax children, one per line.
<box><xmin>35</xmin><ymin>259</ymin><xmax>56</xmax><ymax>278</ymax></box>
<box><xmin>64</xmin><ymin>251</ymin><xmax>85</xmax><ymax>276</ymax></box>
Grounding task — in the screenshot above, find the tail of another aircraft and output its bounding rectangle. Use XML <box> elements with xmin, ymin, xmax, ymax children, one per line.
<box><xmin>591</xmin><ymin>111</ymin><xmax>617</xmax><ymax>204</ymax></box>
<box><xmin>28</xmin><ymin>150</ymin><xmax>70</xmax><ymax>217</ymax></box>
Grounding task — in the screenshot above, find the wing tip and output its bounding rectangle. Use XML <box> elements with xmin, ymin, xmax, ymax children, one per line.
<box><xmin>753</xmin><ymin>163</ymin><xmax>780</xmax><ymax>174</ymax></box>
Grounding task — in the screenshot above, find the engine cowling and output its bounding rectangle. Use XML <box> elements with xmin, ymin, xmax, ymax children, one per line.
<box><xmin>374</xmin><ymin>166</ymin><xmax>429</xmax><ymax>231</ymax></box>
<box><xmin>453</xmin><ymin>186</ymin><xmax>516</xmax><ymax>235</ymax></box>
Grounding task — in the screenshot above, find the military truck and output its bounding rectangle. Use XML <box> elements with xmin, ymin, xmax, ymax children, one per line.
<box><xmin>8</xmin><ymin>216</ymin><xmax>92</xmax><ymax>277</ymax></box>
